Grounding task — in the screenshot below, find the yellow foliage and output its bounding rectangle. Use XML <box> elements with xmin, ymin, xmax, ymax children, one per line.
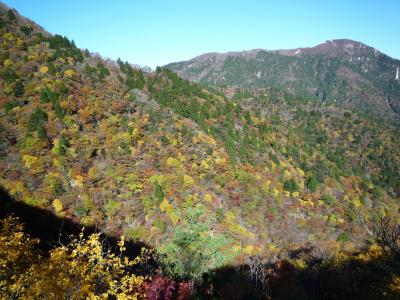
<box><xmin>16</xmin><ymin>38</ymin><xmax>25</xmax><ymax>49</ymax></box>
<box><xmin>3</xmin><ymin>32</ymin><xmax>15</xmax><ymax>41</ymax></box>
<box><xmin>39</xmin><ymin>66</ymin><xmax>49</xmax><ymax>74</ymax></box>
<box><xmin>244</xmin><ymin>245</ymin><xmax>255</xmax><ymax>255</ymax></box>
<box><xmin>197</xmin><ymin>132</ymin><xmax>216</xmax><ymax>145</ymax></box>
<box><xmin>72</xmin><ymin>175</ymin><xmax>84</xmax><ymax>187</ymax></box>
<box><xmin>292</xmin><ymin>191</ymin><xmax>300</xmax><ymax>198</ymax></box>
<box><xmin>170</xmin><ymin>137</ymin><xmax>178</xmax><ymax>146</ymax></box>
<box><xmin>390</xmin><ymin>276</ymin><xmax>400</xmax><ymax>294</ymax></box>
<box><xmin>160</xmin><ymin>198</ymin><xmax>178</xmax><ymax>224</ymax></box>
<box><xmin>160</xmin><ymin>198</ymin><xmax>171</xmax><ymax>212</ymax></box>
<box><xmin>204</xmin><ymin>193</ymin><xmax>213</xmax><ymax>202</ymax></box>
<box><xmin>149</xmin><ymin>174</ymin><xmax>166</xmax><ymax>186</ymax></box>
<box><xmin>183</xmin><ymin>174</ymin><xmax>194</xmax><ymax>187</ymax></box>
<box><xmin>52</xmin><ymin>198</ymin><xmax>63</xmax><ymax>214</ymax></box>
<box><xmin>67</xmin><ymin>56</ymin><xmax>75</xmax><ymax>65</ymax></box>
<box><xmin>352</xmin><ymin>197</ymin><xmax>362</xmax><ymax>208</ymax></box>
<box><xmin>8</xmin><ymin>181</ymin><xmax>25</xmax><ymax>196</ymax></box>
<box><xmin>64</xmin><ymin>68</ymin><xmax>75</xmax><ymax>78</ymax></box>
<box><xmin>88</xmin><ymin>166</ymin><xmax>98</xmax><ymax>179</ymax></box>
<box><xmin>0</xmin><ymin>216</ymin><xmax>146</xmax><ymax>299</ymax></box>
<box><xmin>232</xmin><ymin>244</ymin><xmax>241</xmax><ymax>254</ymax></box>
<box><xmin>126</xmin><ymin>173</ymin><xmax>144</xmax><ymax>193</ymax></box>
<box><xmin>200</xmin><ymin>159</ymin><xmax>210</xmax><ymax>170</ymax></box>
<box><xmin>292</xmin><ymin>258</ymin><xmax>307</xmax><ymax>270</ymax></box>
<box><xmin>131</xmin><ymin>127</ymin><xmax>139</xmax><ymax>138</ymax></box>
<box><xmin>28</xmin><ymin>53</ymin><xmax>37</xmax><ymax>60</ymax></box>
<box><xmin>299</xmin><ymin>199</ymin><xmax>314</xmax><ymax>207</ymax></box>
<box><xmin>51</xmin><ymin>138</ymin><xmax>61</xmax><ymax>154</ymax></box>
<box><xmin>177</xmin><ymin>152</ymin><xmax>186</xmax><ymax>162</ymax></box>
<box><xmin>22</xmin><ymin>154</ymin><xmax>38</xmax><ymax>169</ymax></box>
<box><xmin>297</xmin><ymin>167</ymin><xmax>306</xmax><ymax>177</ymax></box>
<box><xmin>166</xmin><ymin>157</ymin><xmax>182</xmax><ymax>169</ymax></box>
<box><xmin>347</xmin><ymin>134</ymin><xmax>354</xmax><ymax>142</ymax></box>
<box><xmin>24</xmin><ymin>195</ymin><xmax>48</xmax><ymax>207</ymax></box>
<box><xmin>223</xmin><ymin>211</ymin><xmax>255</xmax><ymax>240</ymax></box>
<box><xmin>112</xmin><ymin>132</ymin><xmax>131</xmax><ymax>144</ymax></box>
<box><xmin>53</xmin><ymin>157</ymin><xmax>62</xmax><ymax>168</ymax></box>
<box><xmin>262</xmin><ymin>181</ymin><xmax>270</xmax><ymax>194</ymax></box>
<box><xmin>3</xmin><ymin>58</ymin><xmax>13</xmax><ymax>66</ymax></box>
<box><xmin>215</xmin><ymin>156</ymin><xmax>226</xmax><ymax>165</ymax></box>
<box><xmin>268</xmin><ymin>243</ymin><xmax>278</xmax><ymax>252</ymax></box>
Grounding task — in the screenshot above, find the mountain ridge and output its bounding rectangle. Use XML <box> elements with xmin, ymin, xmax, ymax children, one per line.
<box><xmin>178</xmin><ymin>39</ymin><xmax>387</xmax><ymax>61</ymax></box>
<box><xmin>166</xmin><ymin>39</ymin><xmax>400</xmax><ymax>121</ymax></box>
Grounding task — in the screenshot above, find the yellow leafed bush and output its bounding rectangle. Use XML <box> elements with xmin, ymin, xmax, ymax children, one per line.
<box><xmin>183</xmin><ymin>174</ymin><xmax>195</xmax><ymax>187</ymax></box>
<box><xmin>39</xmin><ymin>66</ymin><xmax>48</xmax><ymax>74</ymax></box>
<box><xmin>64</xmin><ymin>69</ymin><xmax>75</xmax><ymax>77</ymax></box>
<box><xmin>0</xmin><ymin>216</ymin><xmax>146</xmax><ymax>299</ymax></box>
<box><xmin>52</xmin><ymin>198</ymin><xmax>63</xmax><ymax>214</ymax></box>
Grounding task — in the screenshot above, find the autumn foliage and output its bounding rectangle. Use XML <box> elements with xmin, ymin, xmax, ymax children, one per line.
<box><xmin>0</xmin><ymin>4</ymin><xmax>400</xmax><ymax>299</ymax></box>
<box><xmin>0</xmin><ymin>215</ymin><xmax>146</xmax><ymax>299</ymax></box>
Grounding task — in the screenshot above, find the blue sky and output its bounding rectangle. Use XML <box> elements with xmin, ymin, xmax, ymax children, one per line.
<box><xmin>3</xmin><ymin>0</ymin><xmax>400</xmax><ymax>69</ymax></box>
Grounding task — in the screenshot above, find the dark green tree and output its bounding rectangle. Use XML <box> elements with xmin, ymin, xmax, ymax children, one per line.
<box><xmin>283</xmin><ymin>179</ymin><xmax>299</xmax><ymax>193</ymax></box>
<box><xmin>13</xmin><ymin>80</ymin><xmax>24</xmax><ymax>97</ymax></box>
<box><xmin>7</xmin><ymin>10</ymin><xmax>16</xmax><ymax>21</ymax></box>
<box><xmin>154</xmin><ymin>183</ymin><xmax>164</xmax><ymax>204</ymax></box>
<box><xmin>306</xmin><ymin>175</ymin><xmax>318</xmax><ymax>192</ymax></box>
<box><xmin>27</xmin><ymin>108</ymin><xmax>48</xmax><ymax>139</ymax></box>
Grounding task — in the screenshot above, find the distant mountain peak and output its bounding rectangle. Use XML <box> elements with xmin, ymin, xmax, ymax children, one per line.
<box><xmin>166</xmin><ymin>40</ymin><xmax>400</xmax><ymax>120</ymax></box>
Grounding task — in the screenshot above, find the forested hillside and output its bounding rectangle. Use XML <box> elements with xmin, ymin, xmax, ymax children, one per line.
<box><xmin>1</xmin><ymin>3</ymin><xmax>400</xmax><ymax>299</ymax></box>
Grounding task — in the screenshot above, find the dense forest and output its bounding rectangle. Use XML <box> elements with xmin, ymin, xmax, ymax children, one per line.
<box><xmin>0</xmin><ymin>4</ymin><xmax>399</xmax><ymax>299</ymax></box>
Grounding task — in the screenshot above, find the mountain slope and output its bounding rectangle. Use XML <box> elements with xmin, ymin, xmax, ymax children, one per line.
<box><xmin>166</xmin><ymin>39</ymin><xmax>400</xmax><ymax>120</ymax></box>
<box><xmin>1</xmin><ymin>3</ymin><xmax>400</xmax><ymax>291</ymax></box>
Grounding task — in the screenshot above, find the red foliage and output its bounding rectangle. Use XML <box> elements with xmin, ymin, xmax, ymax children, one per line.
<box><xmin>144</xmin><ymin>273</ymin><xmax>192</xmax><ymax>300</ymax></box>
<box><xmin>228</xmin><ymin>190</ymin><xmax>243</xmax><ymax>206</ymax></box>
<box><xmin>145</xmin><ymin>275</ymin><xmax>175</xmax><ymax>300</ymax></box>
<box><xmin>177</xmin><ymin>282</ymin><xmax>192</xmax><ymax>300</ymax></box>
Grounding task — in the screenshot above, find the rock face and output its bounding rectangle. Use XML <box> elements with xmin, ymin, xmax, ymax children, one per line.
<box><xmin>165</xmin><ymin>39</ymin><xmax>400</xmax><ymax>121</ymax></box>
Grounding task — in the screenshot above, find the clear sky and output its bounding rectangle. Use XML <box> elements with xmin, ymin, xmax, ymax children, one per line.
<box><xmin>3</xmin><ymin>0</ymin><xmax>400</xmax><ymax>69</ymax></box>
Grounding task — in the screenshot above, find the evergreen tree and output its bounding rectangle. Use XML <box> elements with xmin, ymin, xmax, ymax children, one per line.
<box><xmin>13</xmin><ymin>80</ymin><xmax>24</xmax><ymax>97</ymax></box>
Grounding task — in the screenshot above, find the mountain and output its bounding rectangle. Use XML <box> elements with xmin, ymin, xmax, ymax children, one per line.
<box><xmin>166</xmin><ymin>39</ymin><xmax>400</xmax><ymax>121</ymax></box>
<box><xmin>1</xmin><ymin>3</ymin><xmax>400</xmax><ymax>298</ymax></box>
